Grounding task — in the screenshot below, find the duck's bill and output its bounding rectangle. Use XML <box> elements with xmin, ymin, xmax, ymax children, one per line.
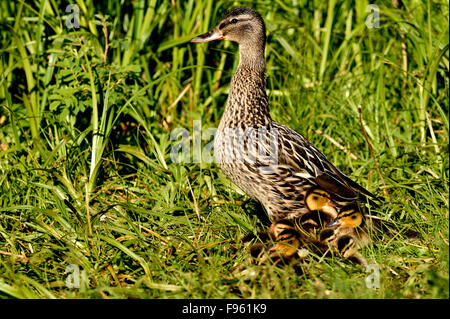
<box><xmin>326</xmin><ymin>219</ymin><xmax>341</xmax><ymax>228</ymax></box>
<box><xmin>191</xmin><ymin>30</ymin><xmax>224</xmax><ymax>43</ymax></box>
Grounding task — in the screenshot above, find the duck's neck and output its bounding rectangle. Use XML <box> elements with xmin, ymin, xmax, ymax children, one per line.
<box><xmin>238</xmin><ymin>43</ymin><xmax>266</xmax><ymax>72</ymax></box>
<box><xmin>221</xmin><ymin>44</ymin><xmax>271</xmax><ymax>128</ymax></box>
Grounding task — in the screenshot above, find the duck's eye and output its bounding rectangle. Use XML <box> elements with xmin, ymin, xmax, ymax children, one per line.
<box><xmin>351</xmin><ymin>215</ymin><xmax>357</xmax><ymax>219</ymax></box>
<box><xmin>231</xmin><ymin>18</ymin><xmax>238</xmax><ymax>24</ymax></box>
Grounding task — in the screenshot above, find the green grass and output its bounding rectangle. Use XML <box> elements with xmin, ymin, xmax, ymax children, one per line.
<box><xmin>0</xmin><ymin>0</ymin><xmax>448</xmax><ymax>299</ymax></box>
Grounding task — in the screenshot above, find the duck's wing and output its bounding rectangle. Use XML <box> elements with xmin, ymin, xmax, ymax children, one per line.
<box><xmin>272</xmin><ymin>122</ymin><xmax>378</xmax><ymax>202</ymax></box>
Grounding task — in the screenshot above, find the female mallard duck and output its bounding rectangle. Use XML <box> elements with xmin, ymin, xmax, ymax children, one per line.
<box><xmin>191</xmin><ymin>7</ymin><xmax>379</xmax><ymax>259</ymax></box>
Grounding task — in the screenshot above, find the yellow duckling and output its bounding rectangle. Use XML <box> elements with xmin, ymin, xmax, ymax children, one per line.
<box><xmin>305</xmin><ymin>189</ymin><xmax>338</xmax><ymax>218</ymax></box>
<box><xmin>268</xmin><ymin>219</ymin><xmax>303</xmax><ymax>262</ymax></box>
<box><xmin>326</xmin><ymin>205</ymin><xmax>364</xmax><ymax>229</ymax></box>
<box><xmin>297</xmin><ymin>189</ymin><xmax>338</xmax><ymax>241</ymax></box>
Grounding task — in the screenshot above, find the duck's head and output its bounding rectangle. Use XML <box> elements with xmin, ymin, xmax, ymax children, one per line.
<box><xmin>326</xmin><ymin>205</ymin><xmax>363</xmax><ymax>229</ymax></box>
<box><xmin>190</xmin><ymin>7</ymin><xmax>266</xmax><ymax>49</ymax></box>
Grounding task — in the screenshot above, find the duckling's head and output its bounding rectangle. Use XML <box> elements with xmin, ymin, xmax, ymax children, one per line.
<box><xmin>336</xmin><ymin>235</ymin><xmax>356</xmax><ymax>254</ymax></box>
<box><xmin>305</xmin><ymin>189</ymin><xmax>332</xmax><ymax>211</ymax></box>
<box><xmin>270</xmin><ymin>219</ymin><xmax>296</xmax><ymax>239</ymax></box>
<box><xmin>326</xmin><ymin>205</ymin><xmax>363</xmax><ymax>229</ymax></box>
<box><xmin>305</xmin><ymin>189</ymin><xmax>338</xmax><ymax>218</ymax></box>
<box><xmin>191</xmin><ymin>7</ymin><xmax>266</xmax><ymax>49</ymax></box>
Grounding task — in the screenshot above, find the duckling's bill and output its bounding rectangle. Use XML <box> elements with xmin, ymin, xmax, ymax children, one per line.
<box><xmin>326</xmin><ymin>218</ymin><xmax>341</xmax><ymax>228</ymax></box>
<box><xmin>191</xmin><ymin>30</ymin><xmax>224</xmax><ymax>43</ymax></box>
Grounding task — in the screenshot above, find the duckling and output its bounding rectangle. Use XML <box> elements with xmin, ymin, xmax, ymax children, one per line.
<box><xmin>326</xmin><ymin>204</ymin><xmax>365</xmax><ymax>229</ymax></box>
<box><xmin>318</xmin><ymin>205</ymin><xmax>370</xmax><ymax>265</ymax></box>
<box><xmin>305</xmin><ymin>189</ymin><xmax>338</xmax><ymax>217</ymax></box>
<box><xmin>334</xmin><ymin>234</ymin><xmax>368</xmax><ymax>266</ymax></box>
<box><xmin>191</xmin><ymin>7</ymin><xmax>380</xmax><ymax>260</ymax></box>
<box><xmin>329</xmin><ymin>203</ymin><xmax>419</xmax><ymax>237</ymax></box>
<box><xmin>296</xmin><ymin>189</ymin><xmax>338</xmax><ymax>240</ymax></box>
<box><xmin>248</xmin><ymin>219</ymin><xmax>302</xmax><ymax>264</ymax></box>
<box><xmin>268</xmin><ymin>219</ymin><xmax>302</xmax><ymax>260</ymax></box>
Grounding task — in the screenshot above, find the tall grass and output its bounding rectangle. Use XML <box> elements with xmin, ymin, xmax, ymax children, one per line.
<box><xmin>0</xmin><ymin>0</ymin><xmax>448</xmax><ymax>298</ymax></box>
